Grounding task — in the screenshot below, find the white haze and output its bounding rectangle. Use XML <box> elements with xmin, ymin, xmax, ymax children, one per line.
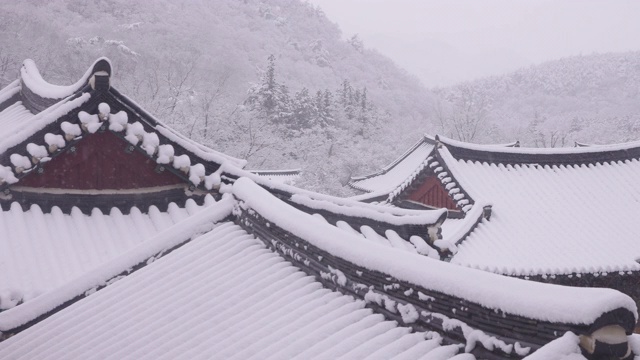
<box><xmin>309</xmin><ymin>0</ymin><xmax>640</xmax><ymax>86</ymax></box>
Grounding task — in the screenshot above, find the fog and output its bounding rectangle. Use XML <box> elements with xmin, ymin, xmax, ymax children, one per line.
<box><xmin>309</xmin><ymin>0</ymin><xmax>640</xmax><ymax>86</ymax></box>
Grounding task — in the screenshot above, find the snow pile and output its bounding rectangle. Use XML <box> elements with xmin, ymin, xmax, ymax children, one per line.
<box><xmin>522</xmin><ymin>332</ymin><xmax>584</xmax><ymax>360</ymax></box>
<box><xmin>98</xmin><ymin>103</ymin><xmax>110</xmax><ymax>120</ymax></box>
<box><xmin>173</xmin><ymin>154</ymin><xmax>190</xmax><ymax>173</ymax></box>
<box><xmin>189</xmin><ymin>163</ymin><xmax>205</xmax><ymax>186</ymax></box>
<box><xmin>204</xmin><ymin>172</ymin><xmax>221</xmax><ymax>190</ymax></box>
<box><xmin>108</xmin><ymin>111</ymin><xmax>128</xmax><ymax>132</ymax></box>
<box><xmin>44</xmin><ymin>133</ymin><xmax>65</xmax><ymax>152</ymax></box>
<box><xmin>156</xmin><ymin>144</ymin><xmax>174</xmax><ymax>164</ymax></box>
<box><xmin>398</xmin><ymin>303</ymin><xmax>419</xmax><ymax>324</ymax></box>
<box><xmin>78</xmin><ymin>111</ymin><xmax>102</xmax><ymax>133</ymax></box>
<box><xmin>125</xmin><ymin>122</ymin><xmax>144</xmax><ymax>145</ymax></box>
<box><xmin>0</xmin><ymin>166</ymin><xmax>18</xmax><ymax>184</ymax></box>
<box><xmin>10</xmin><ymin>154</ymin><xmax>31</xmax><ymax>173</ymax></box>
<box><xmin>26</xmin><ymin>143</ymin><xmax>48</xmax><ymax>161</ymax></box>
<box><xmin>61</xmin><ymin>122</ymin><xmax>81</xmax><ymax>141</ymax></box>
<box><xmin>0</xmin><ymin>290</ymin><xmax>23</xmax><ymax>310</ymax></box>
<box><xmin>141</xmin><ymin>132</ymin><xmax>159</xmax><ymax>156</ymax></box>
<box><xmin>410</xmin><ymin>236</ymin><xmax>440</xmax><ymax>258</ymax></box>
<box><xmin>0</xmin><ymin>80</ymin><xmax>20</xmax><ymax>105</ymax></box>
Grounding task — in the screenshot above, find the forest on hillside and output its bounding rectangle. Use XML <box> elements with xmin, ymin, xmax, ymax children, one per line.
<box><xmin>432</xmin><ymin>52</ymin><xmax>640</xmax><ymax>147</ymax></box>
<box><xmin>0</xmin><ymin>0</ymin><xmax>435</xmax><ymax>195</ymax></box>
<box><xmin>1</xmin><ymin>0</ymin><xmax>639</xmax><ymax>195</ymax></box>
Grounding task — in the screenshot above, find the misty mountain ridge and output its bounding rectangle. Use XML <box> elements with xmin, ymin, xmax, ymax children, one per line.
<box><xmin>431</xmin><ymin>51</ymin><xmax>640</xmax><ymax>147</ymax></box>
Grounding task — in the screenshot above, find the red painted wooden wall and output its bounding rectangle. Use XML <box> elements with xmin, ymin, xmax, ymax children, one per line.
<box><xmin>406</xmin><ymin>175</ymin><xmax>458</xmax><ymax>210</ymax></box>
<box><xmin>19</xmin><ymin>131</ymin><xmax>185</xmax><ymax>190</ymax></box>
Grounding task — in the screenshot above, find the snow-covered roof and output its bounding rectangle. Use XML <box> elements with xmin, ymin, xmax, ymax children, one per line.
<box><xmin>438</xmin><ymin>141</ymin><xmax>640</xmax><ymax>276</ymax></box>
<box><xmin>349</xmin><ymin>135</ymin><xmax>437</xmax><ymax>194</ymax></box>
<box><xmin>374</xmin><ymin>134</ymin><xmax>640</xmax><ymax>277</ymax></box>
<box><xmin>0</xmin><ymin>57</ymin><xmax>269</xmax><ymax>310</ymax></box>
<box><xmin>0</xmin><ymin>221</ymin><xmax>471</xmax><ymax>360</ymax></box>
<box><xmin>0</xmin><ymin>60</ymin><xmax>636</xmax><ymax>359</ymax></box>
<box><xmin>0</xmin><ymin>177</ymin><xmax>635</xmax><ymax>359</ymax></box>
<box><xmin>219</xmin><ymin>162</ymin><xmax>447</xmax><ymax>252</ymax></box>
<box><xmin>0</xmin><ymin>196</ymin><xmax>216</xmax><ymax>310</ymax></box>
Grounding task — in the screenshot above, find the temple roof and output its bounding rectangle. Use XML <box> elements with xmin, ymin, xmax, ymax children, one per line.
<box><xmin>0</xmin><ymin>60</ymin><xmax>637</xmax><ymax>359</ymax></box>
<box><xmin>0</xmin><ymin>58</ymin><xmax>246</xmax><ymax>195</ymax></box>
<box><xmin>0</xmin><ymin>178</ymin><xmax>634</xmax><ymax>359</ymax></box>
<box><xmin>0</xmin><ymin>221</ymin><xmax>466</xmax><ymax>360</ymax></box>
<box><xmin>350</xmin><ymin>134</ymin><xmax>640</xmax><ymax>277</ymax></box>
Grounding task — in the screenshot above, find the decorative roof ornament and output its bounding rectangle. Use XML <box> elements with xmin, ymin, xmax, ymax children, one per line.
<box><xmin>88</xmin><ymin>58</ymin><xmax>112</xmax><ymax>91</ymax></box>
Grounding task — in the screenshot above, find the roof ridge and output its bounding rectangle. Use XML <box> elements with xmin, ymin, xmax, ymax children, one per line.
<box><xmin>249</xmin><ymin>169</ymin><xmax>301</xmax><ymax>175</ymax></box>
<box><xmin>348</xmin><ymin>135</ymin><xmax>435</xmax><ymax>185</ymax></box>
<box><xmin>436</xmin><ymin>134</ymin><xmax>640</xmax><ymax>165</ymax></box>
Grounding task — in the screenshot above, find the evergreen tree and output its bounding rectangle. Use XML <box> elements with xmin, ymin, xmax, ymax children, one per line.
<box><xmin>358</xmin><ymin>87</ymin><xmax>369</xmax><ymax>124</ymax></box>
<box><xmin>245</xmin><ymin>55</ymin><xmax>292</xmax><ymax>124</ymax></box>
<box><xmin>292</xmin><ymin>87</ymin><xmax>314</xmax><ymax>129</ymax></box>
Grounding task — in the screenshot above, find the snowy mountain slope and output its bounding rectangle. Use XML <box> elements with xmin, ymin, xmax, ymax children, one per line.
<box><xmin>431</xmin><ymin>51</ymin><xmax>640</xmax><ymax>147</ymax></box>
<box><xmin>0</xmin><ymin>0</ymin><xmax>435</xmax><ymax>195</ymax></box>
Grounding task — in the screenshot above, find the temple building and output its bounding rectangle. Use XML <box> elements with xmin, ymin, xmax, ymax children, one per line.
<box><xmin>350</xmin><ymin>135</ymin><xmax>640</xmax><ymax>306</ymax></box>
<box><xmin>0</xmin><ymin>59</ymin><xmax>637</xmax><ymax>359</ymax></box>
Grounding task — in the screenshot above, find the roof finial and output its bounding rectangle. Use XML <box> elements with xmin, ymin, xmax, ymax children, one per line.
<box><xmin>88</xmin><ymin>58</ymin><xmax>111</xmax><ymax>91</ymax></box>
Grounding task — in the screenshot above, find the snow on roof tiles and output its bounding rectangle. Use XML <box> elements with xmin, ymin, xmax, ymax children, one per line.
<box><xmin>233</xmin><ymin>178</ymin><xmax>637</xmax><ymax>324</ymax></box>
<box><xmin>0</xmin><ymin>197</ymin><xmax>215</xmax><ymax>309</ymax></box>
<box><xmin>349</xmin><ymin>136</ymin><xmax>436</xmax><ymax>193</ymax></box>
<box><xmin>0</xmin><ymin>103</ymin><xmax>35</xmax><ymax>145</ymax></box>
<box><xmin>0</xmin><ymin>221</ymin><xmax>471</xmax><ymax>360</ymax></box>
<box><xmin>433</xmin><ymin>143</ymin><xmax>640</xmax><ymax>276</ymax></box>
<box><xmin>0</xmin><ymin>93</ymin><xmax>90</xmax><ymax>158</ymax></box>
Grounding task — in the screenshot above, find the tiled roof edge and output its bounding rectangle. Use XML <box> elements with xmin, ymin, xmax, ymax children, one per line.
<box><xmin>249</xmin><ymin>169</ymin><xmax>301</xmax><ymax>176</ymax></box>
<box><xmin>437</xmin><ymin>135</ymin><xmax>640</xmax><ymax>166</ymax></box>
<box><xmin>347</xmin><ymin>135</ymin><xmax>436</xmax><ymax>190</ymax></box>
<box><xmin>438</xmin><ymin>203</ymin><xmax>492</xmax><ymax>255</ymax></box>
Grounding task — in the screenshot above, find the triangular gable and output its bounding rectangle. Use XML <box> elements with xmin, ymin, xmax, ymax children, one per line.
<box><xmin>18</xmin><ymin>130</ymin><xmax>185</xmax><ymax>190</ymax></box>
<box><xmin>0</xmin><ymin>59</ymin><xmax>253</xmax><ymax>213</ymax></box>
<box><xmin>404</xmin><ymin>175</ymin><xmax>458</xmax><ymax>210</ymax></box>
<box><xmin>387</xmin><ymin>142</ymin><xmax>475</xmax><ymax>216</ymax></box>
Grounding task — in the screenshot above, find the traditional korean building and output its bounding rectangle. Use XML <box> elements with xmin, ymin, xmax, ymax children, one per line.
<box><xmin>0</xmin><ymin>59</ymin><xmax>637</xmax><ymax>359</ymax></box>
<box><xmin>350</xmin><ymin>134</ymin><xmax>640</xmax><ymax>305</ymax></box>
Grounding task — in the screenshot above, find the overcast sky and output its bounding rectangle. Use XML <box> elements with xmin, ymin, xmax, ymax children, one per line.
<box><xmin>308</xmin><ymin>0</ymin><xmax>640</xmax><ymax>87</ymax></box>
